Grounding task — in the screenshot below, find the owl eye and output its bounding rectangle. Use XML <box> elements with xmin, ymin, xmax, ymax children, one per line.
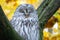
<box><xmin>27</xmin><ymin>7</ymin><xmax>34</xmax><ymax>13</ymax></box>
<box><xmin>19</xmin><ymin>9</ymin><xmax>24</xmax><ymax>13</ymax></box>
<box><xmin>29</xmin><ymin>9</ymin><xmax>34</xmax><ymax>13</ymax></box>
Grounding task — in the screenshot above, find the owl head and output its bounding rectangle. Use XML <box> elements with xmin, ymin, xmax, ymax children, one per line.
<box><xmin>14</xmin><ymin>4</ymin><xmax>37</xmax><ymax>18</ymax></box>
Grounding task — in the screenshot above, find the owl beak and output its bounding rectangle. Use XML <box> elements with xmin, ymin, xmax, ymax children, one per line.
<box><xmin>25</xmin><ymin>13</ymin><xmax>29</xmax><ymax>18</ymax></box>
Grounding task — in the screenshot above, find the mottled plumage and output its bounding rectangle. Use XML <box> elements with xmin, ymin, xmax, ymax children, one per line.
<box><xmin>10</xmin><ymin>4</ymin><xmax>39</xmax><ymax>40</ymax></box>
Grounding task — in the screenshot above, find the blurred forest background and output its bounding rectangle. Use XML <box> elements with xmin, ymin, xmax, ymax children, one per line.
<box><xmin>0</xmin><ymin>0</ymin><xmax>60</xmax><ymax>40</ymax></box>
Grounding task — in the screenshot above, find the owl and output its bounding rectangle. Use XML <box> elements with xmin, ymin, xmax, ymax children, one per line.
<box><xmin>10</xmin><ymin>4</ymin><xmax>39</xmax><ymax>40</ymax></box>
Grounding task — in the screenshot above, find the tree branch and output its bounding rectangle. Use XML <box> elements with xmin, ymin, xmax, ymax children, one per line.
<box><xmin>38</xmin><ymin>0</ymin><xmax>60</xmax><ymax>29</ymax></box>
<box><xmin>0</xmin><ymin>6</ymin><xmax>24</xmax><ymax>40</ymax></box>
<box><xmin>37</xmin><ymin>0</ymin><xmax>60</xmax><ymax>40</ymax></box>
<box><xmin>37</xmin><ymin>0</ymin><xmax>52</xmax><ymax>17</ymax></box>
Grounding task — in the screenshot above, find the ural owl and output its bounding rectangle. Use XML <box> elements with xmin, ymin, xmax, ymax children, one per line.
<box><xmin>10</xmin><ymin>4</ymin><xmax>39</xmax><ymax>40</ymax></box>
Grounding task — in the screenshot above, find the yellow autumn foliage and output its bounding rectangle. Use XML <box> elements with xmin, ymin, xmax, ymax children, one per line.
<box><xmin>0</xmin><ymin>0</ymin><xmax>43</xmax><ymax>20</ymax></box>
